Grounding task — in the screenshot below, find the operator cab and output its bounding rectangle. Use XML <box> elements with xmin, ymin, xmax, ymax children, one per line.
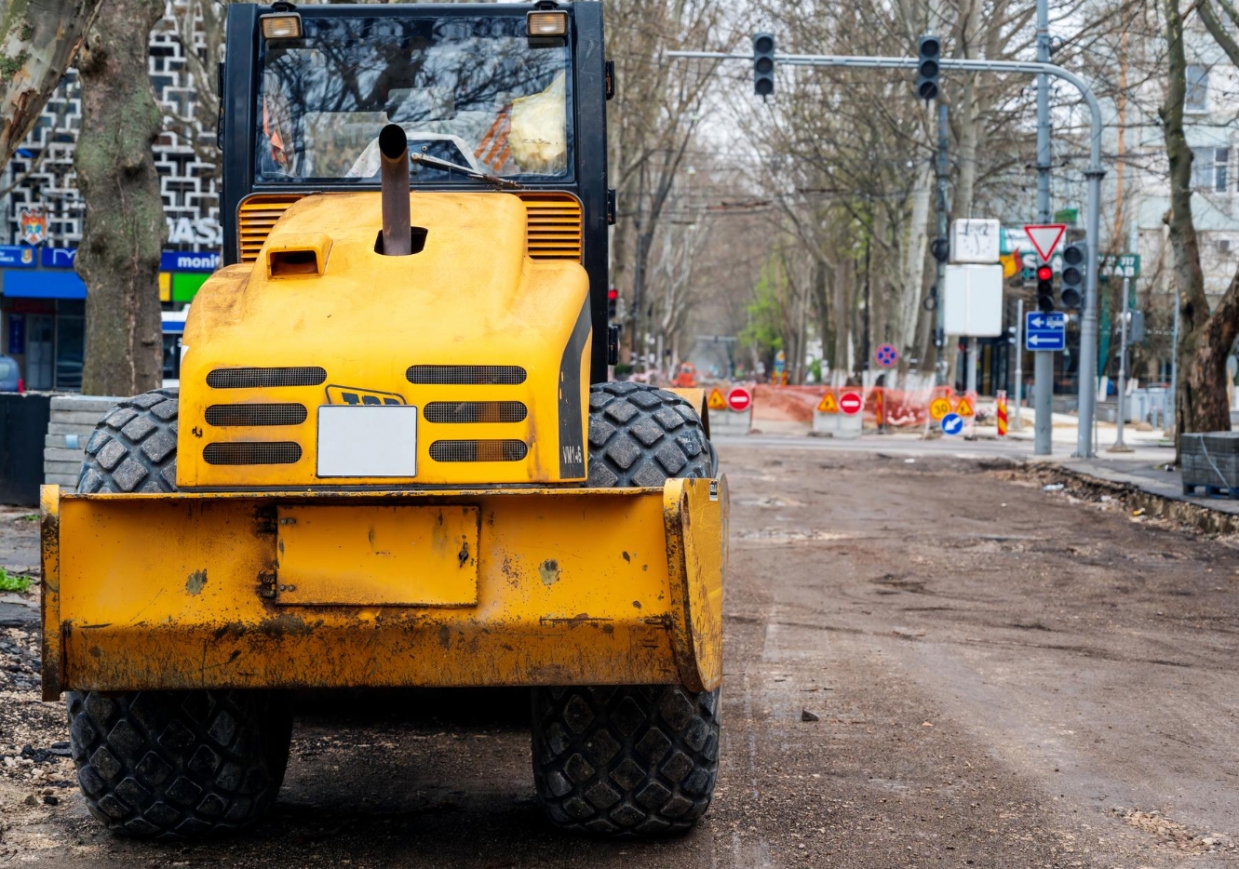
<box><xmin>220</xmin><ymin>1</ymin><xmax>612</xmax><ymax>379</ymax></box>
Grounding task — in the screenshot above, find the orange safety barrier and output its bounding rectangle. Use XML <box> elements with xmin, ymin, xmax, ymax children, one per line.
<box><xmin>740</xmin><ymin>381</ymin><xmax>977</xmax><ymax>434</ymax></box>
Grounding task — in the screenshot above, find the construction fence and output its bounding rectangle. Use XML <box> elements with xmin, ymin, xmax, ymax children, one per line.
<box><xmin>702</xmin><ymin>373</ymin><xmax>984</xmax><ymax>437</ymax></box>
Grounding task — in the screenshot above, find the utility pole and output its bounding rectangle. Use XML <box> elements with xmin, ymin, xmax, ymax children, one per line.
<box><xmin>1033</xmin><ymin>0</ymin><xmax>1053</xmax><ymax>455</ymax></box>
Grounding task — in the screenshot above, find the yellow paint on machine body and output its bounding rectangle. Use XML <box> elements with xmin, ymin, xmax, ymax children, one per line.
<box><xmin>39</xmin><ymin>478</ymin><xmax>726</xmax><ymax>700</ymax></box>
<box><xmin>179</xmin><ymin>190</ymin><xmax>590</xmax><ymax>488</ymax></box>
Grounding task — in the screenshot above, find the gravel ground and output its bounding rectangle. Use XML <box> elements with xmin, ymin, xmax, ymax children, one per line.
<box><xmin>1</xmin><ymin>449</ymin><xmax>1237</xmax><ymax>868</ymax></box>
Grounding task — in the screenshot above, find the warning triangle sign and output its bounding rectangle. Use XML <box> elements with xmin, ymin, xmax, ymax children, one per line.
<box><xmin>954</xmin><ymin>396</ymin><xmax>974</xmax><ymax>417</ymax></box>
<box><xmin>1024</xmin><ymin>224</ymin><xmax>1066</xmax><ymax>262</ymax></box>
<box><xmin>817</xmin><ymin>391</ymin><xmax>839</xmax><ymax>414</ymax></box>
<box><xmin>707</xmin><ymin>388</ymin><xmax>727</xmax><ymax>411</ymax></box>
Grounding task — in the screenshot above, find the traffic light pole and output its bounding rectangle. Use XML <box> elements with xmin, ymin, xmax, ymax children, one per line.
<box><xmin>669</xmin><ymin>48</ymin><xmax>1107</xmax><ymax>456</ymax></box>
<box><xmin>935</xmin><ymin>101</ymin><xmax>948</xmax><ymax>384</ymax></box>
<box><xmin>1034</xmin><ymin>0</ymin><xmax>1054</xmax><ymax>456</ymax></box>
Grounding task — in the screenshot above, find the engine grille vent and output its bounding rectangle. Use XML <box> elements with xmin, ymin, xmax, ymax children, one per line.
<box><xmin>207</xmin><ymin>367</ymin><xmax>327</xmax><ymax>389</ymax></box>
<box><xmin>429</xmin><ymin>440</ymin><xmax>528</xmax><ymax>463</ymax></box>
<box><xmin>238</xmin><ymin>195</ymin><xmax>302</xmax><ymax>262</ymax></box>
<box><xmin>406</xmin><ymin>365</ymin><xmax>526</xmax><ymax>386</ymax></box>
<box><xmin>424</xmin><ymin>401</ymin><xmax>528</xmax><ymax>423</ymax></box>
<box><xmin>234</xmin><ymin>192</ymin><xmax>581</xmax><ymax>264</ymax></box>
<box><xmin>205</xmin><ymin>403</ymin><xmax>308</xmax><ymax>427</ymax></box>
<box><xmin>519</xmin><ymin>192</ymin><xmax>583</xmax><ymax>262</ymax></box>
<box><xmin>203</xmin><ymin>442</ymin><xmax>302</xmax><ymax>465</ymax></box>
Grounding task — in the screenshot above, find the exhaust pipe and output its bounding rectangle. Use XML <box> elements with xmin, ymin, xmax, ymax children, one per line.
<box><xmin>379</xmin><ymin>124</ymin><xmax>412</xmax><ymax>256</ymax></box>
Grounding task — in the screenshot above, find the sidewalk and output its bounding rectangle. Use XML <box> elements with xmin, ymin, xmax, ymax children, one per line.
<box><xmin>1058</xmin><ymin>456</ymin><xmax>1239</xmax><ymax>520</ymax></box>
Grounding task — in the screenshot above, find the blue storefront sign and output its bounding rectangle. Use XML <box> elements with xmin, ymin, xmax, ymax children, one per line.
<box><xmin>36</xmin><ymin>247</ymin><xmax>220</xmax><ymax>273</ymax></box>
<box><xmin>3</xmin><ymin>270</ymin><xmax>86</xmax><ymax>299</ymax></box>
<box><xmin>160</xmin><ymin>250</ymin><xmax>220</xmax><ymax>272</ymax></box>
<box><xmin>0</xmin><ymin>245</ymin><xmax>37</xmax><ymax>268</ymax></box>
<box><xmin>41</xmin><ymin>247</ymin><xmax>77</xmax><ymax>268</ymax></box>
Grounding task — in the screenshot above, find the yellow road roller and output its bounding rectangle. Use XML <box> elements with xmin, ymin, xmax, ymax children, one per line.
<box><xmin>40</xmin><ymin>0</ymin><xmax>726</xmax><ymax>839</ymax></box>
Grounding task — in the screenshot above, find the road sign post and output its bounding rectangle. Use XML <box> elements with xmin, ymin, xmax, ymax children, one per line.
<box><xmin>1014</xmin><ymin>298</ymin><xmax>1024</xmax><ymax>430</ymax></box>
<box><xmin>1108</xmin><ymin>281</ymin><xmax>1134</xmax><ymax>454</ymax></box>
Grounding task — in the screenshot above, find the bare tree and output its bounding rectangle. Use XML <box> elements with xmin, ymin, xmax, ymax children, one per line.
<box><xmin>0</xmin><ymin>0</ymin><xmax>102</xmax><ymax>164</ymax></box>
<box><xmin>1162</xmin><ymin>0</ymin><xmax>1239</xmax><ymax>456</ymax></box>
<box><xmin>76</xmin><ymin>0</ymin><xmax>166</xmax><ymax>396</ymax></box>
<box><xmin>604</xmin><ymin>0</ymin><xmax>735</xmax><ymax>370</ymax></box>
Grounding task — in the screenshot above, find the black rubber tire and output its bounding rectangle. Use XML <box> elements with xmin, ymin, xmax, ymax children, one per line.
<box><xmin>531</xmin><ymin>685</ymin><xmax>722</xmax><ymax>836</ymax></box>
<box><xmin>532</xmin><ymin>382</ymin><xmax>721</xmax><ymax>837</ymax></box>
<box><xmin>585</xmin><ymin>381</ymin><xmax>716</xmax><ymax>487</ymax></box>
<box><xmin>67</xmin><ymin>689</ymin><xmax>293</xmax><ymax>838</ymax></box>
<box><xmin>78</xmin><ymin>388</ymin><xmax>179</xmax><ymax>493</ymax></box>
<box><xmin>71</xmin><ymin>390</ymin><xmax>292</xmax><ymax>838</ymax></box>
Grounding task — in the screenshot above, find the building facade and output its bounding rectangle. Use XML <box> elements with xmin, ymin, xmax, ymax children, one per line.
<box><xmin>0</xmin><ymin>7</ymin><xmax>219</xmax><ymax>391</ymax></box>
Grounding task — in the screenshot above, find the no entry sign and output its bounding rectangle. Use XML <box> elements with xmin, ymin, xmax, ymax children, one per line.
<box><xmin>838</xmin><ymin>391</ymin><xmax>863</xmax><ymax>416</ymax></box>
<box><xmin>726</xmin><ymin>386</ymin><xmax>752</xmax><ymax>413</ymax></box>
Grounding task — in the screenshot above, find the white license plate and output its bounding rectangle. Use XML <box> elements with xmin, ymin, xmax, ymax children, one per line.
<box><xmin>317</xmin><ymin>405</ymin><xmax>418</xmax><ymax>477</ymax></box>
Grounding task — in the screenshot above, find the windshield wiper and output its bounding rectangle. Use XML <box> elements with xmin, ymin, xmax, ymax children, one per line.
<box><xmin>410</xmin><ymin>153</ymin><xmax>526</xmax><ymax>190</ymax></box>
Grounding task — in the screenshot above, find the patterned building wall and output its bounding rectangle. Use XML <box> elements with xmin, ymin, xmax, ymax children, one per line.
<box><xmin>2</xmin><ymin>4</ymin><xmax>221</xmax><ymax>253</ymax></box>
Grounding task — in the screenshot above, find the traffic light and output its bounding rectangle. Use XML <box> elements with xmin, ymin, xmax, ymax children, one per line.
<box><xmin>607</xmin><ymin>287</ymin><xmax>618</xmax><ymax>320</ymax></box>
<box><xmin>930</xmin><ymin>237</ymin><xmax>949</xmax><ymax>263</ymax></box>
<box><xmin>916</xmin><ymin>35</ymin><xmax>941</xmax><ymax>101</ymax></box>
<box><xmin>1036</xmin><ymin>263</ymin><xmax>1054</xmax><ymax>313</ymax></box>
<box><xmin>1061</xmin><ymin>242</ymin><xmax>1086</xmax><ymax>310</ymax></box>
<box><xmin>753</xmin><ymin>33</ymin><xmax>775</xmax><ymax>97</ymax></box>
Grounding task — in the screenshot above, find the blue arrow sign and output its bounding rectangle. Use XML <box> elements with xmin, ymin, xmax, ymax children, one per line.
<box><xmin>1025</xmin><ymin>311</ymin><xmax>1065</xmax><ymax>352</ymax></box>
<box><xmin>941</xmin><ymin>413</ymin><xmax>964</xmax><ymax>436</ymax></box>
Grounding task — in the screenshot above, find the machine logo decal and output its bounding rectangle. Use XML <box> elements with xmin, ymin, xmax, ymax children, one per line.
<box><xmin>325</xmin><ymin>385</ymin><xmax>406</xmax><ymax>406</ymax></box>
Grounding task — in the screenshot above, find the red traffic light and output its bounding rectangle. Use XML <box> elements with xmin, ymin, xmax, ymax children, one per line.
<box><xmin>607</xmin><ymin>288</ymin><xmax>619</xmax><ymax>301</ymax></box>
<box><xmin>1036</xmin><ymin>264</ymin><xmax>1053</xmax><ymax>281</ymax></box>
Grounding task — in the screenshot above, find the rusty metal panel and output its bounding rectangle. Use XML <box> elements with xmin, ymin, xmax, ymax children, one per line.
<box><xmin>39</xmin><ymin>485</ymin><xmax>62</xmax><ymax>701</ymax></box>
<box><xmin>40</xmin><ymin>483</ymin><xmax>726</xmax><ymax>695</ymax></box>
<box><xmin>663</xmin><ymin>477</ymin><xmax>727</xmax><ymax>693</ymax></box>
<box><xmin>276</xmin><ymin>505</ymin><xmax>479</xmax><ymax>606</ymax></box>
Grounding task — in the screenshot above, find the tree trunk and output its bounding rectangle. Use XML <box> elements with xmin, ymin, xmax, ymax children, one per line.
<box><xmin>812</xmin><ymin>258</ymin><xmax>833</xmax><ymax>371</ymax></box>
<box><xmin>900</xmin><ymin>161</ymin><xmax>932</xmax><ymax>354</ymax></box>
<box><xmin>1162</xmin><ymin>0</ymin><xmax>1236</xmax><ymax>463</ymax></box>
<box><xmin>833</xmin><ymin>257</ymin><xmax>853</xmax><ymax>377</ymax></box>
<box><xmin>75</xmin><ymin>0</ymin><xmax>164</xmax><ymax>397</ymax></box>
<box><xmin>0</xmin><ymin>0</ymin><xmax>102</xmax><ymax>164</ymax></box>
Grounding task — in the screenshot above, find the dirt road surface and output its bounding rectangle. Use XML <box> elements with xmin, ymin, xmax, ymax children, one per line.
<box><xmin>2</xmin><ymin>446</ymin><xmax>1237</xmax><ymax>867</ymax></box>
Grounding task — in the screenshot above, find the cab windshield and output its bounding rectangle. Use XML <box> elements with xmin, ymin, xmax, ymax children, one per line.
<box><xmin>255</xmin><ymin>14</ymin><xmax>572</xmax><ymax>183</ymax></box>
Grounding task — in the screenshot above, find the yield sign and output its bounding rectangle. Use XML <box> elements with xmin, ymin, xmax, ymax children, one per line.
<box><xmin>1023</xmin><ymin>224</ymin><xmax>1067</xmax><ymax>262</ymax></box>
